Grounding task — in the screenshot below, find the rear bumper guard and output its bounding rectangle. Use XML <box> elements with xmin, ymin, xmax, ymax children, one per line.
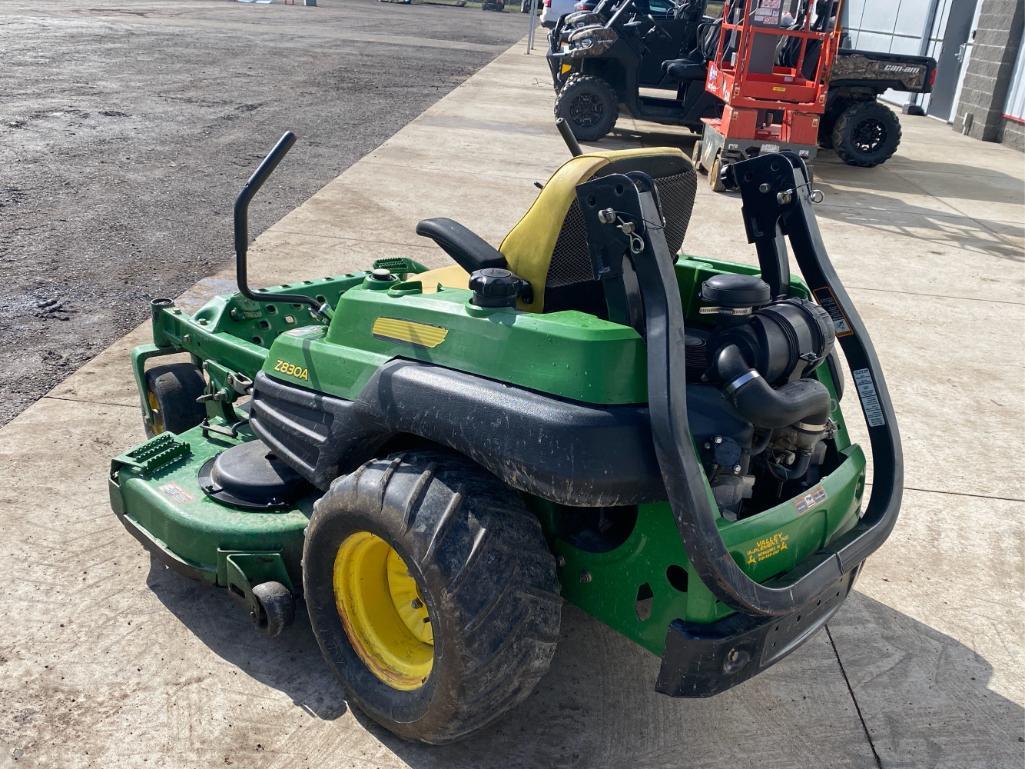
<box><xmin>656</xmin><ymin>569</ymin><xmax>858</xmax><ymax>697</ymax></box>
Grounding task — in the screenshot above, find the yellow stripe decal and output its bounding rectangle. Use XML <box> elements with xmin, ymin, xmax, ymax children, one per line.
<box><xmin>372</xmin><ymin>317</ymin><xmax>449</xmax><ymax>348</ymax></box>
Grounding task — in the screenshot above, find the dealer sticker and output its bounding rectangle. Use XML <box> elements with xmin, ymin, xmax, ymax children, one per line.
<box><xmin>159</xmin><ymin>483</ymin><xmax>194</xmax><ymax>505</ymax></box>
<box><xmin>795</xmin><ymin>484</ymin><xmax>828</xmax><ymax>515</ymax></box>
<box><xmin>745</xmin><ymin>532</ymin><xmax>790</xmax><ymax>566</ymax></box>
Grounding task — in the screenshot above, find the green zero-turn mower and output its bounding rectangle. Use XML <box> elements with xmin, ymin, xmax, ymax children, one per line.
<box><xmin>109</xmin><ymin>122</ymin><xmax>902</xmax><ymax>743</ymax></box>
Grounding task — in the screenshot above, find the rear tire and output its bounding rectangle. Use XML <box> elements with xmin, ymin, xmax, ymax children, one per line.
<box><xmin>554</xmin><ymin>74</ymin><xmax>619</xmax><ymax>142</ymax></box>
<box><xmin>303</xmin><ymin>450</ymin><xmax>561</xmax><ymax>744</ymax></box>
<box><xmin>144</xmin><ymin>362</ymin><xmax>206</xmax><ymax>436</ymax></box>
<box><xmin>831</xmin><ymin>100</ymin><xmax>901</xmax><ymax>168</ymax></box>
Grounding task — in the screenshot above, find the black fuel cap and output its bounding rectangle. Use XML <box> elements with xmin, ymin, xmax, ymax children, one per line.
<box><xmin>469</xmin><ymin>268</ymin><xmax>526</xmax><ymax>308</ymax></box>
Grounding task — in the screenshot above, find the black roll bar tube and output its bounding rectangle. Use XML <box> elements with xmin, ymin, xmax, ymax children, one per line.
<box><xmin>234</xmin><ymin>131</ymin><xmax>332</xmax><ymax>319</ymax></box>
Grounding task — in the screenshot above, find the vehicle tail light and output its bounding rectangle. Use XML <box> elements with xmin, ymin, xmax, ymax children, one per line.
<box><xmin>929</xmin><ymin>66</ymin><xmax>938</xmax><ymax>87</ymax></box>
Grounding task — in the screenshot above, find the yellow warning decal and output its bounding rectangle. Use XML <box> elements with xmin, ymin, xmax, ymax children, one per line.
<box><xmin>372</xmin><ymin>317</ymin><xmax>448</xmax><ymax>349</ymax></box>
<box><xmin>745</xmin><ymin>532</ymin><xmax>790</xmax><ymax>566</ymax></box>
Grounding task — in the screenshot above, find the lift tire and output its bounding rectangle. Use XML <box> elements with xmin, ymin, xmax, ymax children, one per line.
<box><xmin>831</xmin><ymin>100</ymin><xmax>901</xmax><ymax>168</ymax></box>
<box><xmin>251</xmin><ymin>581</ymin><xmax>296</xmax><ymax>638</ymax></box>
<box><xmin>709</xmin><ymin>152</ymin><xmax>726</xmax><ymax>193</ymax></box>
<box><xmin>144</xmin><ymin>362</ymin><xmax>206</xmax><ymax>437</ymax></box>
<box><xmin>818</xmin><ymin>111</ymin><xmax>837</xmax><ymax>149</ymax></box>
<box><xmin>554</xmin><ymin>74</ymin><xmax>619</xmax><ymax>142</ymax></box>
<box><xmin>303</xmin><ymin>450</ymin><xmax>562</xmax><ymax>744</ymax></box>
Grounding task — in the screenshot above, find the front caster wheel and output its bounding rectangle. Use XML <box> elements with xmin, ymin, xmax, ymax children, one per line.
<box><xmin>251</xmin><ymin>581</ymin><xmax>295</xmax><ymax>638</ymax></box>
<box><xmin>143</xmin><ymin>362</ymin><xmax>206</xmax><ymax>437</ymax></box>
<box><xmin>303</xmin><ymin>450</ymin><xmax>562</xmax><ymax>744</ymax></box>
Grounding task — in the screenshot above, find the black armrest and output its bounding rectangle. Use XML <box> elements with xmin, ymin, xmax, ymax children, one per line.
<box><xmin>415</xmin><ymin>218</ymin><xmax>508</xmax><ymax>274</ymax></box>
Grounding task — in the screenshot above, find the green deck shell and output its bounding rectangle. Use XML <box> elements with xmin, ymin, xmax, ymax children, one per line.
<box><xmin>110</xmin><ymin>425</ymin><xmax>314</xmax><ymax>589</ymax></box>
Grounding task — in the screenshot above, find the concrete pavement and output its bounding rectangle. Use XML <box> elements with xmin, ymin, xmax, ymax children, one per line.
<box><xmin>1</xmin><ymin>40</ymin><xmax>1023</xmax><ymax>769</ymax></box>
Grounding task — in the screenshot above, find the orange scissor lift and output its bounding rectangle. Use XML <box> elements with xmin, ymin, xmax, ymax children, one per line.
<box><xmin>695</xmin><ymin>0</ymin><xmax>844</xmax><ymax>191</ymax></box>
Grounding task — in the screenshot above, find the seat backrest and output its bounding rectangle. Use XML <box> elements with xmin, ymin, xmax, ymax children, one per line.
<box><xmin>499</xmin><ymin>147</ymin><xmax>697</xmax><ymax>313</ymax></box>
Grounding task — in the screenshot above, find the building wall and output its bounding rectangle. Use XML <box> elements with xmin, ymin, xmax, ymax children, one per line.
<box><xmin>954</xmin><ymin>0</ymin><xmax>1025</xmax><ymax>142</ymax></box>
<box><xmin>1003</xmin><ymin>119</ymin><xmax>1025</xmax><ymax>150</ymax></box>
<box><xmin>1001</xmin><ymin>32</ymin><xmax>1025</xmax><ymax>150</ymax></box>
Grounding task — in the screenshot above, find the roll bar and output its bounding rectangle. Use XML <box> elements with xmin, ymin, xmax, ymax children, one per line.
<box><xmin>234</xmin><ymin>131</ymin><xmax>332</xmax><ymax>319</ymax></box>
<box><xmin>575</xmin><ymin>155</ymin><xmax>902</xmax><ymax>617</ymax></box>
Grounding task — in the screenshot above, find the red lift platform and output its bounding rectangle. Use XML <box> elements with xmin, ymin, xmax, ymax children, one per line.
<box><xmin>695</xmin><ymin>0</ymin><xmax>844</xmax><ymax>191</ymax></box>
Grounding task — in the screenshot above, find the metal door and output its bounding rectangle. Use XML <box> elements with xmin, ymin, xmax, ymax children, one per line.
<box><xmin>928</xmin><ymin>0</ymin><xmax>978</xmax><ymax>120</ymax></box>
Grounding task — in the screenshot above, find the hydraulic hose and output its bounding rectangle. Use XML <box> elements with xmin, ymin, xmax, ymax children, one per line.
<box><xmin>713</xmin><ymin>344</ymin><xmax>831</xmax><ymax>430</ymax></box>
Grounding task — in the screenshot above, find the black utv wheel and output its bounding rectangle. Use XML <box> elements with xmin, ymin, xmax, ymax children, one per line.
<box><xmin>554</xmin><ymin>74</ymin><xmax>619</xmax><ymax>142</ymax></box>
<box><xmin>303</xmin><ymin>450</ymin><xmax>562</xmax><ymax>744</ymax></box>
<box><xmin>831</xmin><ymin>100</ymin><xmax>902</xmax><ymax>168</ymax></box>
<box><xmin>144</xmin><ymin>362</ymin><xmax>206</xmax><ymax>436</ymax></box>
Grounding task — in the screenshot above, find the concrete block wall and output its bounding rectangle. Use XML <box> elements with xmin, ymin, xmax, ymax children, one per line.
<box><xmin>954</xmin><ymin>0</ymin><xmax>1024</xmax><ymax>142</ymax></box>
<box><xmin>1003</xmin><ymin>119</ymin><xmax>1025</xmax><ymax>150</ymax></box>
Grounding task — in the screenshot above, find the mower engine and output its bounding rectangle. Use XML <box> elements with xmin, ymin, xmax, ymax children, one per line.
<box><xmin>686</xmin><ymin>274</ymin><xmax>836</xmax><ymax>517</ymax></box>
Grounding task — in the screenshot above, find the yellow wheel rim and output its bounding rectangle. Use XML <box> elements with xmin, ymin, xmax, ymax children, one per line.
<box><xmin>333</xmin><ymin>532</ymin><xmax>434</xmax><ymax>690</ymax></box>
<box><xmin>147</xmin><ymin>390</ymin><xmax>165</xmax><ymax>434</ymax></box>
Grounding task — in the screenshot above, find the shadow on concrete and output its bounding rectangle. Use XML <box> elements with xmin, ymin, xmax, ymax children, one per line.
<box><xmin>610</xmin><ymin>126</ymin><xmax>702</xmax><ymax>152</ymax></box>
<box><xmin>812</xmin><ymin>187</ymin><xmax>1024</xmax><ymax>261</ymax></box>
<box><xmin>613</xmin><ymin>127</ymin><xmax>1023</xmax><ymax>262</ymax></box>
<box><xmin>146</xmin><ymin>557</ymin><xmax>348</xmax><ymax>721</ymax></box>
<box><xmin>819</xmin><ymin>155</ymin><xmax>1025</xmax><ymax>202</ymax></box>
<box><xmin>612</xmin><ymin>126</ymin><xmax>1024</xmax><ymax>217</ymax></box>
<box><xmin>144</xmin><ymin>559</ymin><xmax>1023</xmax><ymax>768</ymax></box>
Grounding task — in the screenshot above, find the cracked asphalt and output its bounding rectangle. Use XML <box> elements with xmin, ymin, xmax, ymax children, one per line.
<box><xmin>0</xmin><ymin>0</ymin><xmax>525</xmax><ymax>427</ymax></box>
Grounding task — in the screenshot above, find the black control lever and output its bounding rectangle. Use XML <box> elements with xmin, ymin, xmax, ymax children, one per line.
<box><xmin>556</xmin><ymin>118</ymin><xmax>583</xmax><ymax>157</ymax></box>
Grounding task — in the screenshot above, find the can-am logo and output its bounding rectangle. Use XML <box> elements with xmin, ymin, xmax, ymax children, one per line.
<box><xmin>882</xmin><ymin>64</ymin><xmax>918</xmax><ymax>73</ymax></box>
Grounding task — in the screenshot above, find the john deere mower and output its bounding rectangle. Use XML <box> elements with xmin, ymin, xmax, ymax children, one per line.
<box><xmin>110</xmin><ymin>123</ymin><xmax>901</xmax><ymax>743</ymax></box>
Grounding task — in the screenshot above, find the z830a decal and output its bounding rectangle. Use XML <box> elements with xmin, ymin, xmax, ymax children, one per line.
<box><xmin>273</xmin><ymin>359</ymin><xmax>309</xmax><ymax>381</ymax></box>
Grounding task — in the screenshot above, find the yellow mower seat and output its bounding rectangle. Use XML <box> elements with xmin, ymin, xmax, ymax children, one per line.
<box><xmin>418</xmin><ymin>147</ymin><xmax>697</xmax><ymax>312</ymax></box>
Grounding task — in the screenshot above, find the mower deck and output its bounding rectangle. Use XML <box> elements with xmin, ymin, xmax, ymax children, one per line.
<box><xmin>110</xmin><ymin>424</ymin><xmax>312</xmax><ymax>614</ymax></box>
